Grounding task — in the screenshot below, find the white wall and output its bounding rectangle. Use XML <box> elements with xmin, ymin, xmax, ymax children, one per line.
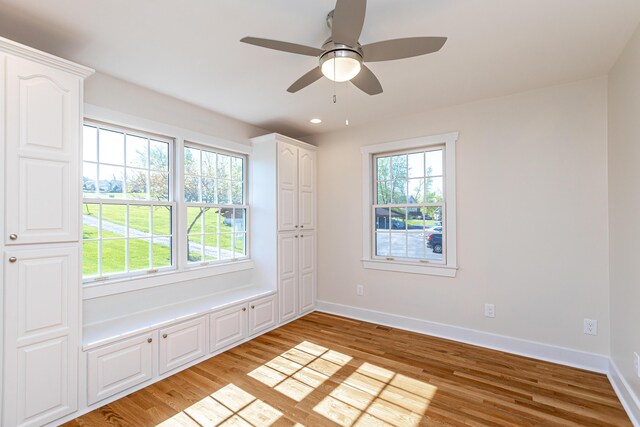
<box><xmin>608</xmin><ymin>23</ymin><xmax>640</xmax><ymax>397</ymax></box>
<box><xmin>305</xmin><ymin>77</ymin><xmax>610</xmax><ymax>355</ymax></box>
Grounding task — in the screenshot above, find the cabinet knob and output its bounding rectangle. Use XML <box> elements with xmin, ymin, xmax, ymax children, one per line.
<box><xmin>300</xmin><ymin>234</ymin><xmax>304</xmax><ymax>238</ymax></box>
<box><xmin>162</xmin><ymin>333</ymin><xmax>168</xmax><ymax>339</ymax></box>
<box><xmin>242</xmin><ymin>307</ymin><xmax>246</xmax><ymax>311</ymax></box>
<box><xmin>300</xmin><ymin>225</ymin><xmax>304</xmax><ymax>228</ymax></box>
<box><xmin>294</xmin><ymin>225</ymin><xmax>298</xmax><ymax>228</ymax></box>
<box><xmin>147</xmin><ymin>338</ymin><xmax>152</xmax><ymax>343</ymax></box>
<box><xmin>8</xmin><ymin>257</ymin><xmax>17</xmax><ymax>263</ymax></box>
<box><xmin>9</xmin><ymin>234</ymin><xmax>17</xmax><ymax>240</ymax></box>
<box><xmin>295</xmin><ymin>235</ymin><xmax>298</xmax><ymax>238</ymax></box>
<box><xmin>251</xmin><ymin>305</ymin><xmax>255</xmax><ymax>309</ymax></box>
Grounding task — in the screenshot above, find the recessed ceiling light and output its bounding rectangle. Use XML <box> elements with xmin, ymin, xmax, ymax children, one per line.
<box><xmin>310</xmin><ymin>118</ymin><xmax>322</xmax><ymax>124</ymax></box>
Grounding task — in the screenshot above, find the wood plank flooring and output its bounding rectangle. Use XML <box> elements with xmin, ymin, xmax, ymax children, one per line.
<box><xmin>64</xmin><ymin>312</ymin><xmax>631</xmax><ymax>427</ymax></box>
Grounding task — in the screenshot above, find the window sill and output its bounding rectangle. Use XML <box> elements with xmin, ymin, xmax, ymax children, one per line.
<box><xmin>362</xmin><ymin>259</ymin><xmax>457</xmax><ymax>277</ymax></box>
<box><xmin>83</xmin><ymin>259</ymin><xmax>255</xmax><ymax>300</ymax></box>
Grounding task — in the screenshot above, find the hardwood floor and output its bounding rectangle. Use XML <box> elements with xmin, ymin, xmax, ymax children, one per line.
<box><xmin>64</xmin><ymin>312</ymin><xmax>631</xmax><ymax>427</ymax></box>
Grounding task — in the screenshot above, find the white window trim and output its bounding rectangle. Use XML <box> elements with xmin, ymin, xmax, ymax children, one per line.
<box><xmin>360</xmin><ymin>132</ymin><xmax>458</xmax><ymax>277</ymax></box>
<box><xmin>81</xmin><ymin>104</ymin><xmax>254</xmax><ymax>298</ymax></box>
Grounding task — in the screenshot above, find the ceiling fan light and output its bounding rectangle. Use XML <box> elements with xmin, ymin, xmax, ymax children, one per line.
<box><xmin>320</xmin><ymin>50</ymin><xmax>362</xmax><ymax>82</ymax></box>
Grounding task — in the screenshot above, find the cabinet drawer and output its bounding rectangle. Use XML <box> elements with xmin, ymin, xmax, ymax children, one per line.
<box><xmin>87</xmin><ymin>333</ymin><xmax>154</xmax><ymax>405</ymax></box>
<box><xmin>249</xmin><ymin>295</ymin><xmax>277</xmax><ymax>336</ymax></box>
<box><xmin>210</xmin><ymin>303</ymin><xmax>248</xmax><ymax>353</ymax></box>
<box><xmin>159</xmin><ymin>317</ymin><xmax>207</xmax><ymax>375</ymax></box>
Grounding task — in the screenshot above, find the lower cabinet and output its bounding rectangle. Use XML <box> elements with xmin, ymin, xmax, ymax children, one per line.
<box><xmin>87</xmin><ymin>332</ymin><xmax>154</xmax><ymax>405</ymax></box>
<box><xmin>159</xmin><ymin>317</ymin><xmax>207</xmax><ymax>375</ymax></box>
<box><xmin>210</xmin><ymin>303</ymin><xmax>247</xmax><ymax>353</ymax></box>
<box><xmin>249</xmin><ymin>295</ymin><xmax>277</xmax><ymax>335</ymax></box>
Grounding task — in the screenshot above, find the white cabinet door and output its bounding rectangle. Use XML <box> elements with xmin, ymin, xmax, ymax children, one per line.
<box><xmin>278</xmin><ymin>232</ymin><xmax>298</xmax><ymax>323</ymax></box>
<box><xmin>87</xmin><ymin>333</ymin><xmax>154</xmax><ymax>405</ymax></box>
<box><xmin>210</xmin><ymin>303</ymin><xmax>247</xmax><ymax>353</ymax></box>
<box><xmin>299</xmin><ymin>231</ymin><xmax>316</xmax><ymax>314</ymax></box>
<box><xmin>249</xmin><ymin>295</ymin><xmax>277</xmax><ymax>336</ymax></box>
<box><xmin>159</xmin><ymin>317</ymin><xmax>207</xmax><ymax>375</ymax></box>
<box><xmin>3</xmin><ymin>247</ymin><xmax>79</xmax><ymax>426</ymax></box>
<box><xmin>5</xmin><ymin>55</ymin><xmax>81</xmax><ymax>245</ymax></box>
<box><xmin>298</xmin><ymin>148</ymin><xmax>316</xmax><ymax>230</ymax></box>
<box><xmin>277</xmin><ymin>142</ymin><xmax>298</xmax><ymax>231</ymax></box>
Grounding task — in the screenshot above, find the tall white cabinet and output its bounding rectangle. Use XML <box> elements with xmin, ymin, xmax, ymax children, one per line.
<box><xmin>251</xmin><ymin>134</ymin><xmax>317</xmax><ymax>324</ymax></box>
<box><xmin>0</xmin><ymin>37</ymin><xmax>93</xmax><ymax>426</ymax></box>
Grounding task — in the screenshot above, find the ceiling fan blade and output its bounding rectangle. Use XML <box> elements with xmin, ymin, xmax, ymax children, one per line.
<box><xmin>287</xmin><ymin>67</ymin><xmax>324</xmax><ymax>93</ymax></box>
<box><xmin>351</xmin><ymin>65</ymin><xmax>382</xmax><ymax>95</ymax></box>
<box><xmin>331</xmin><ymin>0</ymin><xmax>367</xmax><ymax>46</ymax></box>
<box><xmin>240</xmin><ymin>37</ymin><xmax>323</xmax><ymax>57</ymax></box>
<box><xmin>362</xmin><ymin>37</ymin><xmax>447</xmax><ymax>62</ymax></box>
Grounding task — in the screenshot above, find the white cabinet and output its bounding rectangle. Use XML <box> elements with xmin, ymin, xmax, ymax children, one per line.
<box><xmin>87</xmin><ymin>333</ymin><xmax>154</xmax><ymax>405</ymax></box>
<box><xmin>298</xmin><ymin>148</ymin><xmax>316</xmax><ymax>230</ymax></box>
<box><xmin>1</xmin><ymin>37</ymin><xmax>93</xmax><ymax>426</ymax></box>
<box><xmin>299</xmin><ymin>231</ymin><xmax>316</xmax><ymax>315</ymax></box>
<box><xmin>248</xmin><ymin>295</ymin><xmax>277</xmax><ymax>336</ymax></box>
<box><xmin>158</xmin><ymin>317</ymin><xmax>207</xmax><ymax>375</ymax></box>
<box><xmin>278</xmin><ymin>231</ymin><xmax>316</xmax><ymax>322</ymax></box>
<box><xmin>277</xmin><ymin>142</ymin><xmax>316</xmax><ymax>232</ymax></box>
<box><xmin>210</xmin><ymin>303</ymin><xmax>247</xmax><ymax>352</ymax></box>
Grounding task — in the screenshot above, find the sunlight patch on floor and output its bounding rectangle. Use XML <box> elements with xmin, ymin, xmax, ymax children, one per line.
<box><xmin>248</xmin><ymin>340</ymin><xmax>352</xmax><ymax>402</ymax></box>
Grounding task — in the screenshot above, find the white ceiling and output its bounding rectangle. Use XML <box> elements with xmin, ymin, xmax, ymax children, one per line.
<box><xmin>1</xmin><ymin>0</ymin><xmax>639</xmax><ymax>137</ymax></box>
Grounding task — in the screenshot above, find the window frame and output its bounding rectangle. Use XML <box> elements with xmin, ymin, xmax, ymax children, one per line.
<box><xmin>82</xmin><ymin>120</ymin><xmax>177</xmax><ymax>283</ymax></box>
<box><xmin>182</xmin><ymin>141</ymin><xmax>250</xmax><ymax>267</ymax></box>
<box><xmin>361</xmin><ymin>132</ymin><xmax>458</xmax><ymax>277</ymax></box>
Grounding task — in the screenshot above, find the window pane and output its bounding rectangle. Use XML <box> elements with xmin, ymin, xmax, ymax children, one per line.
<box><xmin>391</xmin><ymin>180</ymin><xmax>407</xmax><ymax>204</ymax></box>
<box><xmin>408</xmin><ymin>152</ymin><xmax>424</xmax><ymax>178</ymax></box>
<box><xmin>407</xmin><ymin>208</ymin><xmax>423</xmax><ymax>229</ymax></box>
<box><xmin>184</xmin><ymin>147</ymin><xmax>200</xmax><ymax>175</ymax></box>
<box><xmin>101</xmin><ymin>204</ymin><xmax>126</xmax><ymax>231</ymax></box>
<box><xmin>425</xmin><ymin>177</ymin><xmax>443</xmax><ymax>203</ymax></box>
<box><xmin>217</xmin><ymin>180</ymin><xmax>230</xmax><ymax>204</ymax></box>
<box><xmin>99</xmin><ymin>128</ymin><xmax>125</xmax><ymax>165</ymax></box>
<box><xmin>184</xmin><ymin>175</ymin><xmax>200</xmax><ymax>202</ymax></box>
<box><xmin>150</xmin><ymin>140</ymin><xmax>169</xmax><ymax>171</ymax></box>
<box><xmin>234</xmin><ymin>209</ymin><xmax>246</xmax><ymax>232</ymax></box>
<box><xmin>391</xmin><ymin>155</ymin><xmax>408</xmax><ymax>179</ymax></box>
<box><xmin>82</xmin><ymin>240</ymin><xmax>99</xmax><ymax>277</ymax></box>
<box><xmin>425</xmin><ymin>150</ymin><xmax>443</xmax><ymax>176</ymax></box>
<box><xmin>153</xmin><ymin>206</ymin><xmax>171</xmax><ymax>236</ymax></box>
<box><xmin>427</xmin><ymin>231</ymin><xmax>444</xmax><ymax>261</ymax></box>
<box><xmin>231</xmin><ymin>181</ymin><xmax>243</xmax><ymax>205</ymax></box>
<box><xmin>126</xmin><ymin>134</ymin><xmax>148</xmax><ymax>168</ymax></box>
<box><xmin>202</xmin><ymin>151</ymin><xmax>216</xmax><ymax>177</ymax></box>
<box><xmin>217</xmin><ymin>154</ymin><xmax>231</xmax><ymax>179</ymax></box>
<box><xmin>231</xmin><ymin>157</ymin><xmax>243</xmax><ymax>181</ymax></box>
<box><xmin>408</xmin><ymin>232</ymin><xmax>425</xmax><ymax>259</ymax></box>
<box><xmin>83</xmin><ymin>203</ymin><xmax>100</xmax><ymax>239</ymax></box>
<box><xmin>375</xmin><ymin>232</ymin><xmax>390</xmax><ymax>256</ymax></box>
<box><xmin>204</xmin><ymin>234</ymin><xmax>219</xmax><ymax>261</ymax></box>
<box><xmin>153</xmin><ymin>237</ymin><xmax>172</xmax><ymax>268</ymax></box>
<box><xmin>390</xmin><ymin>208</ymin><xmax>407</xmax><ymax>230</ymax></box>
<box><xmin>235</xmin><ymin>233</ymin><xmax>246</xmax><ymax>257</ymax></box>
<box><xmin>98</xmin><ymin>165</ymin><xmax>125</xmax><ymax>198</ymax></box>
<box><xmin>83</xmin><ymin>126</ymin><xmax>97</xmax><ymax>162</ymax></box>
<box><xmin>202</xmin><ymin>178</ymin><xmax>216</xmax><ymax>203</ymax></box>
<box><xmin>423</xmin><ymin>206</ymin><xmax>443</xmax><ymax>226</ymax></box>
<box><xmin>376</xmin><ymin>181</ymin><xmax>391</xmax><ymax>204</ymax></box>
<box><xmin>129</xmin><ymin>205</ymin><xmax>150</xmax><ymax>236</ymax></box>
<box><xmin>390</xmin><ymin>233</ymin><xmax>407</xmax><ymax>257</ymax></box>
<box><xmin>408</xmin><ymin>178</ymin><xmax>423</xmax><ymax>204</ymax></box>
<box><xmin>129</xmin><ymin>238</ymin><xmax>151</xmax><ymax>271</ymax></box>
<box><xmin>205</xmin><ymin>208</ymin><xmax>221</xmax><ymax>234</ymax></box>
<box><xmin>126</xmin><ymin>168</ymin><xmax>148</xmax><ymax>199</ymax></box>
<box><xmin>83</xmin><ymin>162</ymin><xmax>98</xmax><ymax>197</ymax></box>
<box><xmin>187</xmin><ymin>207</ymin><xmax>203</xmax><ymax>235</ymax></box>
<box><xmin>150</xmin><ymin>172</ymin><xmax>169</xmax><ymax>201</ymax></box>
<box><xmin>219</xmin><ymin>208</ymin><xmax>233</xmax><ymax>232</ymax></box>
<box><xmin>220</xmin><ymin>233</ymin><xmax>233</xmax><ymax>260</ymax></box>
<box><xmin>376</xmin><ymin>157</ymin><xmax>390</xmax><ymax>181</ymax></box>
<box><xmin>101</xmin><ymin>239</ymin><xmax>126</xmax><ymax>274</ymax></box>
<box><xmin>375</xmin><ymin>208</ymin><xmax>390</xmax><ymax>230</ymax></box>
<box><xmin>188</xmin><ymin>235</ymin><xmax>203</xmax><ymax>262</ymax></box>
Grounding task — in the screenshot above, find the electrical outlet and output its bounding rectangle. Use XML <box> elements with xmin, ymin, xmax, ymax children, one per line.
<box><xmin>583</xmin><ymin>318</ymin><xmax>598</xmax><ymax>335</ymax></box>
<box><xmin>356</xmin><ymin>285</ymin><xmax>364</xmax><ymax>296</ymax></box>
<box><xmin>484</xmin><ymin>304</ymin><xmax>495</xmax><ymax>318</ymax></box>
<box><xmin>634</xmin><ymin>352</ymin><xmax>640</xmax><ymax>377</ymax></box>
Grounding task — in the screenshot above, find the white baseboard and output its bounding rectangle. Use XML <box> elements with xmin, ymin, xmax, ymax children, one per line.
<box><xmin>316</xmin><ymin>300</ymin><xmax>609</xmax><ymax>373</ymax></box>
<box><xmin>608</xmin><ymin>359</ymin><xmax>640</xmax><ymax>427</ymax></box>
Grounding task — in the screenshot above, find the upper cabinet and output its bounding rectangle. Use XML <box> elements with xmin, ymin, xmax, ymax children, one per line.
<box><xmin>2</xmin><ymin>44</ymin><xmax>93</xmax><ymax>245</ymax></box>
<box><xmin>277</xmin><ymin>141</ymin><xmax>316</xmax><ymax>231</ymax></box>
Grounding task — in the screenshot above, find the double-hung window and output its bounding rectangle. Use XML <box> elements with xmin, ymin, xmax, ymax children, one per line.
<box><xmin>362</xmin><ymin>132</ymin><xmax>458</xmax><ymax>277</ymax></box>
<box><xmin>82</xmin><ymin>122</ymin><xmax>174</xmax><ymax>281</ymax></box>
<box><xmin>184</xmin><ymin>144</ymin><xmax>248</xmax><ymax>264</ymax></box>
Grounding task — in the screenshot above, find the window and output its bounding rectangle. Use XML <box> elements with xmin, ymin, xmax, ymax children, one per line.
<box><xmin>361</xmin><ymin>132</ymin><xmax>458</xmax><ymax>277</ymax></box>
<box><xmin>183</xmin><ymin>144</ymin><xmax>248</xmax><ymax>264</ymax></box>
<box><xmin>82</xmin><ymin>122</ymin><xmax>174</xmax><ymax>280</ymax></box>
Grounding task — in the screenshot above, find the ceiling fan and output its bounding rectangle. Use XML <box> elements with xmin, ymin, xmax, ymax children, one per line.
<box><xmin>240</xmin><ymin>0</ymin><xmax>447</xmax><ymax>95</ymax></box>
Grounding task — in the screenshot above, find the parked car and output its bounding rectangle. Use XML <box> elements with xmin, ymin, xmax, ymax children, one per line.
<box><xmin>425</xmin><ymin>226</ymin><xmax>442</xmax><ymax>235</ymax></box>
<box><xmin>427</xmin><ymin>233</ymin><xmax>443</xmax><ymax>254</ymax></box>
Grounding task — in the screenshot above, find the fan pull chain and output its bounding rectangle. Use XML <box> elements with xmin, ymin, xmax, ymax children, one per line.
<box><xmin>333</xmin><ymin>58</ymin><xmax>337</xmax><ymax>104</ymax></box>
<box><xmin>345</xmin><ymin>82</ymin><xmax>350</xmax><ymax>126</ymax></box>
